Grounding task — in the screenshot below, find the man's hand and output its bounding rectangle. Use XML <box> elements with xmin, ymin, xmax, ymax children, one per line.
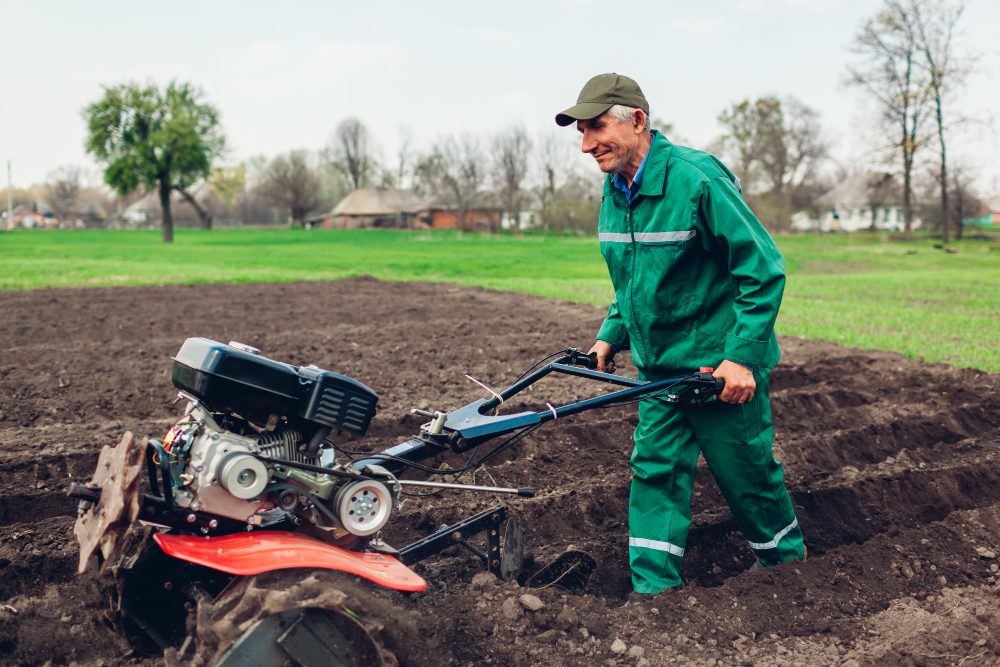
<box><xmin>588</xmin><ymin>341</ymin><xmax>617</xmax><ymax>374</ymax></box>
<box><xmin>713</xmin><ymin>360</ymin><xmax>756</xmax><ymax>404</ymax></box>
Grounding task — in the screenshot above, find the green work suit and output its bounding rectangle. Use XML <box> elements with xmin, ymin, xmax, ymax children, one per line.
<box><xmin>596</xmin><ymin>130</ymin><xmax>804</xmax><ymax>593</ymax></box>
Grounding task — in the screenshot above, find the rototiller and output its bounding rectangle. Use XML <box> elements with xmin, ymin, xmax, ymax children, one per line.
<box><xmin>70</xmin><ymin>337</ymin><xmax>723</xmax><ymax>666</ymax></box>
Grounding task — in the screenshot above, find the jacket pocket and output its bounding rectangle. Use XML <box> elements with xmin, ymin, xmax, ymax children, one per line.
<box><xmin>637</xmin><ymin>235</ymin><xmax>695</xmax><ymax>315</ymax></box>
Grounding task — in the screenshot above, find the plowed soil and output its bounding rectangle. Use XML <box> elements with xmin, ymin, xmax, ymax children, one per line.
<box><xmin>2</xmin><ymin>279</ymin><xmax>1000</xmax><ymax>667</ymax></box>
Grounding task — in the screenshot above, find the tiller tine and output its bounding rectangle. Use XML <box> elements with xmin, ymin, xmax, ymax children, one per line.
<box><xmin>72</xmin><ymin>431</ymin><xmax>148</xmax><ymax>573</ymax></box>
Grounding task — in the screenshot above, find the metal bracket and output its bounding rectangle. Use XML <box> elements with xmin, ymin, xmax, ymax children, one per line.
<box><xmin>398</xmin><ymin>504</ymin><xmax>507</xmax><ymax>568</ymax></box>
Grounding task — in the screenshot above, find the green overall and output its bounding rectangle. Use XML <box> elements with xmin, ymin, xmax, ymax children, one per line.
<box><xmin>596</xmin><ymin>131</ymin><xmax>804</xmax><ymax>593</ymax></box>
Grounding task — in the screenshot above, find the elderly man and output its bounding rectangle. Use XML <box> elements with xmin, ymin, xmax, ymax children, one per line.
<box><xmin>556</xmin><ymin>73</ymin><xmax>805</xmax><ymax>594</ymax></box>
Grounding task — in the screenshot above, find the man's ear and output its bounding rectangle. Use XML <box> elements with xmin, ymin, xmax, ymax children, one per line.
<box><xmin>633</xmin><ymin>110</ymin><xmax>646</xmax><ymax>134</ymax></box>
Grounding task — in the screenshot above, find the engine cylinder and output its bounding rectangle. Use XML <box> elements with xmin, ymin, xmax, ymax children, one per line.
<box><xmin>217</xmin><ymin>453</ymin><xmax>269</xmax><ymax>499</ymax></box>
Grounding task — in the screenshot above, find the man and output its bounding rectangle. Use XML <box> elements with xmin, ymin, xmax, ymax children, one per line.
<box><xmin>556</xmin><ymin>73</ymin><xmax>805</xmax><ymax>594</ymax></box>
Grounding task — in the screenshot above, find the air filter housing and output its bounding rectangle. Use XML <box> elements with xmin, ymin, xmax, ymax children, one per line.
<box><xmin>171</xmin><ymin>338</ymin><xmax>378</xmax><ymax>436</ymax></box>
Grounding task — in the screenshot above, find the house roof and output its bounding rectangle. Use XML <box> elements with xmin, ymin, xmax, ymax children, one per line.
<box><xmin>982</xmin><ymin>195</ymin><xmax>1000</xmax><ymax>213</ymax></box>
<box><xmin>818</xmin><ymin>172</ymin><xmax>904</xmax><ymax>210</ymax></box>
<box><xmin>330</xmin><ymin>188</ymin><xmax>431</xmax><ymax>216</ymax></box>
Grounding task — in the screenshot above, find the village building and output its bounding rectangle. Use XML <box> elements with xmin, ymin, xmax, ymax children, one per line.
<box><xmin>308</xmin><ymin>188</ymin><xmax>501</xmax><ymax>231</ymax></box>
<box><xmin>792</xmin><ymin>171</ymin><xmax>922</xmax><ymax>232</ymax></box>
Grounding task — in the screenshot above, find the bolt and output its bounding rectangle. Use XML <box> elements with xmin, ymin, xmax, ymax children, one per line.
<box><xmin>200</xmin><ymin>527</ymin><xmax>209</xmax><ymax>534</ymax></box>
<box><xmin>191</xmin><ymin>502</ymin><xmax>201</xmax><ymax>511</ymax></box>
<box><xmin>211</xmin><ymin>432</ymin><xmax>220</xmax><ymax>440</ymax></box>
<box><xmin>194</xmin><ymin>464</ymin><xmax>203</xmax><ymax>472</ymax></box>
<box><xmin>208</xmin><ymin>519</ymin><xmax>218</xmax><ymax>529</ymax></box>
<box><xmin>186</xmin><ymin>514</ymin><xmax>196</xmax><ymax>523</ymax></box>
<box><xmin>164</xmin><ymin>582</ymin><xmax>173</xmax><ymax>590</ymax></box>
<box><xmin>451</xmin><ymin>532</ymin><xmax>463</xmax><ymax>542</ymax></box>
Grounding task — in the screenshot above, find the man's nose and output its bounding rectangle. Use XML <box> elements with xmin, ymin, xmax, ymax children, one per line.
<box><xmin>580</xmin><ymin>131</ymin><xmax>597</xmax><ymax>154</ymax></box>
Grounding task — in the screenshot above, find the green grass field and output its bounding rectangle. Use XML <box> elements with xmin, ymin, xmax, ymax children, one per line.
<box><xmin>2</xmin><ymin>228</ymin><xmax>998</xmax><ymax>372</ymax></box>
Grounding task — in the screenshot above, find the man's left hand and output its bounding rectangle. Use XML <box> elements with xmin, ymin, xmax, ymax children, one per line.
<box><xmin>713</xmin><ymin>360</ymin><xmax>756</xmax><ymax>404</ymax></box>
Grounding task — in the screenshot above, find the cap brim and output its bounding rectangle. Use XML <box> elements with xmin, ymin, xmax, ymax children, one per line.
<box><xmin>555</xmin><ymin>102</ymin><xmax>613</xmax><ymax>127</ymax></box>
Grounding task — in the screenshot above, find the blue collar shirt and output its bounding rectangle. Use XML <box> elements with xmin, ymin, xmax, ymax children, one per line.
<box><xmin>611</xmin><ymin>146</ymin><xmax>650</xmax><ymax>206</ymax></box>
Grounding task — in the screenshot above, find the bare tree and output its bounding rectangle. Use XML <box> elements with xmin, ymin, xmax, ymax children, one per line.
<box><xmin>759</xmin><ymin>98</ymin><xmax>830</xmax><ymax>195</ymax></box>
<box><xmin>431</xmin><ymin>134</ymin><xmax>488</xmax><ymax>230</ymax></box>
<box><xmin>258</xmin><ymin>150</ymin><xmax>323</xmax><ymax>227</ymax></box>
<box><xmin>535</xmin><ymin>130</ymin><xmax>572</xmax><ymax>231</ymax></box>
<box><xmin>717</xmin><ymin>98</ymin><xmax>779</xmax><ymax>193</ymax></box>
<box><xmin>716</xmin><ymin>97</ymin><xmax>828</xmax><ymax>229</ymax></box>
<box><xmin>912</xmin><ymin>0</ymin><xmax>977</xmax><ymax>243</ymax></box>
<box><xmin>947</xmin><ymin>160</ymin><xmax>980</xmax><ymax>240</ymax></box>
<box><xmin>44</xmin><ymin>166</ymin><xmax>82</xmax><ymax>221</ymax></box>
<box><xmin>847</xmin><ymin>0</ymin><xmax>934</xmax><ymax>240</ymax></box>
<box><xmin>397</xmin><ymin>126</ymin><xmax>414</xmax><ymax>189</ymax></box>
<box><xmin>326</xmin><ymin>117</ymin><xmax>379</xmax><ymax>191</ymax></box>
<box><xmin>491</xmin><ymin>125</ymin><xmax>533</xmax><ymax>231</ymax></box>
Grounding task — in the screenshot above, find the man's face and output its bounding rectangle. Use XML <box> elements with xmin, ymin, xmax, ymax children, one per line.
<box><xmin>577</xmin><ymin>112</ymin><xmax>641</xmax><ymax>175</ymax></box>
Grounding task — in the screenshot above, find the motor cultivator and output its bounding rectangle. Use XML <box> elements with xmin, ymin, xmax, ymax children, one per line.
<box><xmin>70</xmin><ymin>337</ymin><xmax>724</xmax><ymax>666</ymax></box>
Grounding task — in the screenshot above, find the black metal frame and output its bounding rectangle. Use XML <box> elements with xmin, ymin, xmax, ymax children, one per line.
<box><xmin>398</xmin><ymin>505</ymin><xmax>506</xmax><ymax>577</ymax></box>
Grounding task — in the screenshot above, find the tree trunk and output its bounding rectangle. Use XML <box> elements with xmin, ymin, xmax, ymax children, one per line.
<box><xmin>902</xmin><ymin>158</ymin><xmax>912</xmax><ymax>242</ymax></box>
<box><xmin>159</xmin><ymin>180</ymin><xmax>174</xmax><ymax>243</ymax></box>
<box><xmin>935</xmin><ymin>95</ymin><xmax>948</xmax><ymax>244</ymax></box>
<box><xmin>178</xmin><ymin>188</ymin><xmax>213</xmax><ymax>230</ymax></box>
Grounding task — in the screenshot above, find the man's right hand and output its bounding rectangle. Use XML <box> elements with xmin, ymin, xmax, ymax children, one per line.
<box><xmin>588</xmin><ymin>341</ymin><xmax>617</xmax><ymax>374</ymax></box>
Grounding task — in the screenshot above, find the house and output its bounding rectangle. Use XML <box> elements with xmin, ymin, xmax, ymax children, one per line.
<box><xmin>792</xmin><ymin>172</ymin><xmax>922</xmax><ymax>232</ymax></box>
<box><xmin>309</xmin><ymin>188</ymin><xmax>501</xmax><ymax>231</ymax></box>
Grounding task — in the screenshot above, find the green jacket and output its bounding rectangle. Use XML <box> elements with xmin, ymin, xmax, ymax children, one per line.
<box><xmin>596</xmin><ymin>131</ymin><xmax>785</xmax><ymax>378</ymax></box>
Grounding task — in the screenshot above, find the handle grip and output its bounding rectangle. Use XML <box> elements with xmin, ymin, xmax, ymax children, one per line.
<box><xmin>567</xmin><ymin>348</ymin><xmax>599</xmax><ymax>370</ymax></box>
<box><xmin>518</xmin><ymin>488</ymin><xmax>536</xmax><ymax>498</ymax></box>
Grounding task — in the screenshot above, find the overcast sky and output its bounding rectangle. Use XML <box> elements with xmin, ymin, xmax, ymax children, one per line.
<box><xmin>4</xmin><ymin>0</ymin><xmax>999</xmax><ymax>194</ymax></box>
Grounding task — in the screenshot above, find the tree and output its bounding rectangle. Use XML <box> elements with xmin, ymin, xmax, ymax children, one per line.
<box><xmin>44</xmin><ymin>166</ymin><xmax>82</xmax><ymax>221</ymax></box>
<box><xmin>419</xmin><ymin>134</ymin><xmax>488</xmax><ymax>230</ymax></box>
<box><xmin>715</xmin><ymin>97</ymin><xmax>828</xmax><ymax>229</ymax></box>
<box><xmin>258</xmin><ymin>151</ymin><xmax>323</xmax><ymax>227</ymax></box>
<box><xmin>716</xmin><ymin>98</ymin><xmax>780</xmax><ymax>193</ymax></box>
<box><xmin>847</xmin><ymin>1</ymin><xmax>934</xmax><ymax>241</ymax></box>
<box><xmin>84</xmin><ymin>80</ymin><xmax>224</xmax><ymax>242</ymax></box>
<box><xmin>912</xmin><ymin>0</ymin><xmax>977</xmax><ymax>243</ymax></box>
<box><xmin>396</xmin><ymin>126</ymin><xmax>414</xmax><ymax>190</ymax></box>
<box><xmin>326</xmin><ymin>117</ymin><xmax>379</xmax><ymax>191</ymax></box>
<box><xmin>208</xmin><ymin>164</ymin><xmax>247</xmax><ymax>211</ymax></box>
<box><xmin>491</xmin><ymin>125</ymin><xmax>533</xmax><ymax>231</ymax></box>
<box><xmin>534</xmin><ymin>130</ymin><xmax>572</xmax><ymax>231</ymax></box>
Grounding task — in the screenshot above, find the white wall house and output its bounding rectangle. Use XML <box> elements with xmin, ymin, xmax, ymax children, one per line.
<box><xmin>793</xmin><ymin>172</ymin><xmax>922</xmax><ymax>232</ymax></box>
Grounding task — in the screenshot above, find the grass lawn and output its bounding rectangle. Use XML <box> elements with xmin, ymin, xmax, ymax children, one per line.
<box><xmin>2</xmin><ymin>227</ymin><xmax>998</xmax><ymax>372</ymax></box>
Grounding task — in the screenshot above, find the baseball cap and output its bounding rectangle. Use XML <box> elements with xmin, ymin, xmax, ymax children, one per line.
<box><xmin>555</xmin><ymin>73</ymin><xmax>649</xmax><ymax>127</ymax></box>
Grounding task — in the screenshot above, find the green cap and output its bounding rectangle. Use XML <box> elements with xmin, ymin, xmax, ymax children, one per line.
<box><xmin>555</xmin><ymin>73</ymin><xmax>649</xmax><ymax>127</ymax></box>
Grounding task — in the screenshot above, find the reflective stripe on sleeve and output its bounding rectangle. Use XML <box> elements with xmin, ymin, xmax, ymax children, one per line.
<box><xmin>748</xmin><ymin>518</ymin><xmax>799</xmax><ymax>551</ymax></box>
<box><xmin>599</xmin><ymin>231</ymin><xmax>697</xmax><ymax>243</ymax></box>
<box><xmin>629</xmin><ymin>536</ymin><xmax>685</xmax><ymax>557</ymax></box>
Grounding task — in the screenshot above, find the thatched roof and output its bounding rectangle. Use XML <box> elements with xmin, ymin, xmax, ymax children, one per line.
<box><xmin>330</xmin><ymin>189</ymin><xmax>431</xmax><ymax>216</ymax></box>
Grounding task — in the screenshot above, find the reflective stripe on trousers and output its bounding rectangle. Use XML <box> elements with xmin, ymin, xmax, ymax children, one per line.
<box><xmin>748</xmin><ymin>517</ymin><xmax>799</xmax><ymax>551</ymax></box>
<box><xmin>629</xmin><ymin>536</ymin><xmax>685</xmax><ymax>557</ymax></box>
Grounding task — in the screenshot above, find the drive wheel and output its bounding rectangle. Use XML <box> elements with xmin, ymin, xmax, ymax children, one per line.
<box><xmin>187</xmin><ymin>569</ymin><xmax>407</xmax><ymax>667</ymax></box>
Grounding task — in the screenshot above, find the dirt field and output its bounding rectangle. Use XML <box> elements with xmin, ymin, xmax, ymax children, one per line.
<box><xmin>2</xmin><ymin>278</ymin><xmax>1000</xmax><ymax>667</ymax></box>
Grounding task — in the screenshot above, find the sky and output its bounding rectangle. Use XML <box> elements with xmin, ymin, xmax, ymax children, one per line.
<box><xmin>3</xmin><ymin>0</ymin><xmax>999</xmax><ymax>194</ymax></box>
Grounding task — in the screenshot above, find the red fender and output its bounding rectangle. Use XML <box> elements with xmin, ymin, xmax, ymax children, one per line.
<box><xmin>154</xmin><ymin>531</ymin><xmax>426</xmax><ymax>592</ymax></box>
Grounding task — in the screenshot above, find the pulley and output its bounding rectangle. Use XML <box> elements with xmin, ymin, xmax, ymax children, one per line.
<box><xmin>334</xmin><ymin>480</ymin><xmax>391</xmax><ymax>536</ymax></box>
<box><xmin>218</xmin><ymin>453</ymin><xmax>269</xmax><ymax>499</ymax></box>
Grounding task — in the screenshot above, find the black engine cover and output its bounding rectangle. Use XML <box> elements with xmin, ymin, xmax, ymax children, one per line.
<box><xmin>171</xmin><ymin>338</ymin><xmax>378</xmax><ymax>436</ymax></box>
